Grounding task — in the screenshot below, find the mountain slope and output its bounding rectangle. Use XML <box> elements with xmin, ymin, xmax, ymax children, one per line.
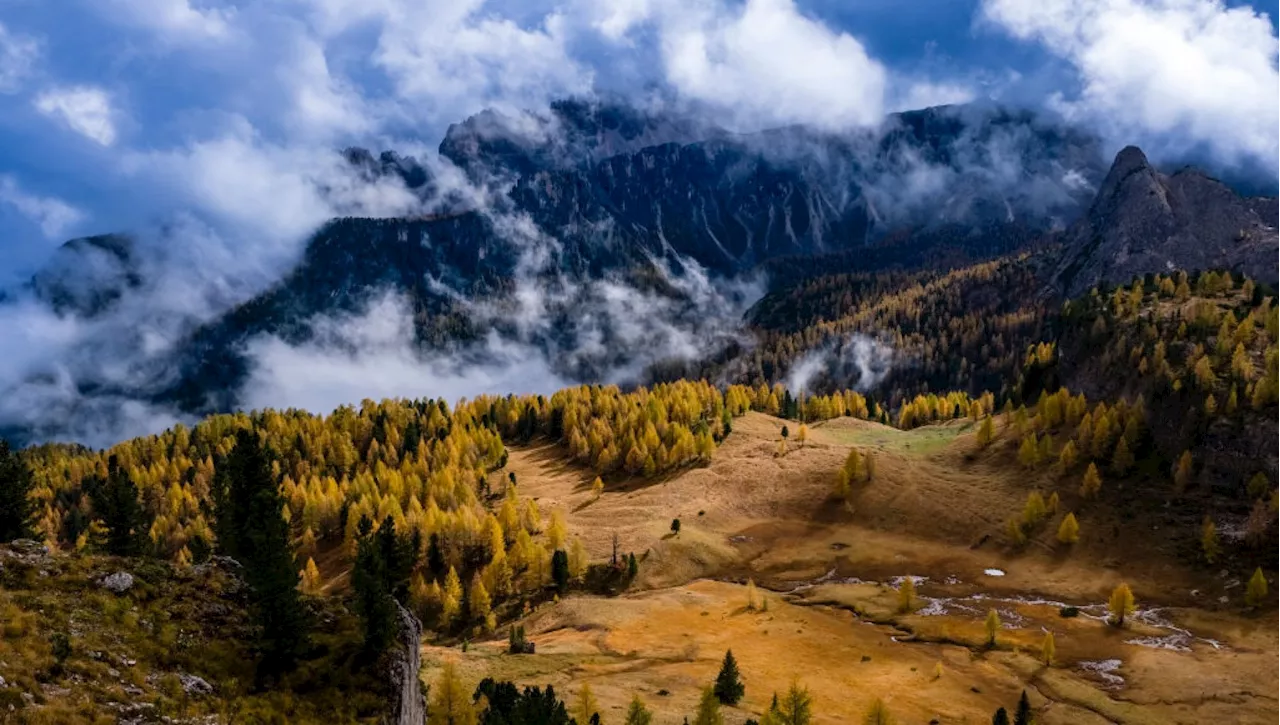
<box><xmin>1054</xmin><ymin>146</ymin><xmax>1279</xmax><ymax>297</ymax></box>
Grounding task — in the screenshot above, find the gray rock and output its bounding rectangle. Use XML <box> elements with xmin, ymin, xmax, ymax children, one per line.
<box><xmin>101</xmin><ymin>571</ymin><xmax>135</xmax><ymax>593</ymax></box>
<box><xmin>179</xmin><ymin>673</ymin><xmax>213</xmax><ymax>696</ymax></box>
<box><xmin>9</xmin><ymin>539</ymin><xmax>48</xmax><ymax>555</ymax></box>
<box><xmin>387</xmin><ymin>602</ymin><xmax>425</xmax><ymax>725</ymax></box>
<box><xmin>1054</xmin><ymin>145</ymin><xmax>1278</xmax><ymax>297</ymax></box>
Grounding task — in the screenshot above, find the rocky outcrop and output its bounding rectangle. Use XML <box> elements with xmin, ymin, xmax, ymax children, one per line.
<box><xmin>1054</xmin><ymin>146</ymin><xmax>1279</xmax><ymax>297</ymax></box>
<box><xmin>99</xmin><ymin>571</ymin><xmax>135</xmax><ymax>593</ymax></box>
<box><xmin>386</xmin><ymin>602</ymin><xmax>425</xmax><ymax>725</ymax></box>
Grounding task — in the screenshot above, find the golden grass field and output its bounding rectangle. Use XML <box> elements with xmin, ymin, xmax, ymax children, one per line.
<box><xmin>421</xmin><ymin>412</ymin><xmax>1278</xmax><ymax>724</ymax></box>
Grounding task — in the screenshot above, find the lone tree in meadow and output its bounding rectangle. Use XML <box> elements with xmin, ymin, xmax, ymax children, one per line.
<box><xmin>897</xmin><ymin>578</ymin><xmax>916</xmax><ymax>613</ymax></box>
<box><xmin>1245</xmin><ymin>568</ymin><xmax>1269</xmax><ymax>609</ymax></box>
<box><xmin>0</xmin><ymin>440</ymin><xmax>36</xmax><ymax>542</ymax></box>
<box><xmin>1108</xmin><ymin>582</ymin><xmax>1135</xmax><ymax>627</ymax></box>
<box><xmin>671</xmin><ymin>518</ymin><xmax>681</xmax><ymax>536</ymax></box>
<box><xmin>985</xmin><ymin>609</ymin><xmax>1002</xmax><ymax>647</ymax></box>
<box><xmin>863</xmin><ymin>698</ymin><xmax>894</xmax><ymax>725</ymax></box>
<box><xmin>1041</xmin><ymin>631</ymin><xmax>1056</xmax><ymax>665</ymax></box>
<box><xmin>714</xmin><ymin>650</ymin><xmax>745</xmax><ymax>705</ymax></box>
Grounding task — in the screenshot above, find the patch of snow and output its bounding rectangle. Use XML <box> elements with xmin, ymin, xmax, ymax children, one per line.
<box><xmin>983</xmin><ymin>568</ymin><xmax>1005</xmax><ymax>577</ymax></box>
<box><xmin>1079</xmin><ymin>659</ymin><xmax>1125</xmax><ymax>688</ymax></box>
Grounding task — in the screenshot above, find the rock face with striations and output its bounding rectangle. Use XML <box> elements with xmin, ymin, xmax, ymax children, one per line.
<box><xmin>1054</xmin><ymin>146</ymin><xmax>1278</xmax><ymax>297</ymax></box>
<box><xmin>386</xmin><ymin>602</ymin><xmax>425</xmax><ymax>725</ymax></box>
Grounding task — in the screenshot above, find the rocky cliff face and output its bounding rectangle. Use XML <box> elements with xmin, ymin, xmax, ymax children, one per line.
<box><xmin>387</xmin><ymin>602</ymin><xmax>425</xmax><ymax>725</ymax></box>
<box><xmin>1054</xmin><ymin>146</ymin><xmax>1279</xmax><ymax>297</ymax></box>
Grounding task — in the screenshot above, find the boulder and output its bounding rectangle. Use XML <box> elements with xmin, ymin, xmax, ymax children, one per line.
<box><xmin>100</xmin><ymin>572</ymin><xmax>135</xmax><ymax>593</ymax></box>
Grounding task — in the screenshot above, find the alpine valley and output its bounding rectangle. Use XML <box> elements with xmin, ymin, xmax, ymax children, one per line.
<box><xmin>0</xmin><ymin>97</ymin><xmax>1276</xmax><ymax>725</ymax></box>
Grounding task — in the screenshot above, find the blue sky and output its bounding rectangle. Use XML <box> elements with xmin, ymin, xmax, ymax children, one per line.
<box><xmin>0</xmin><ymin>0</ymin><xmax>1277</xmax><ymax>279</ymax></box>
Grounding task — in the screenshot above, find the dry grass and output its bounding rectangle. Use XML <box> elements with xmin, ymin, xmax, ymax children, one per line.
<box><xmin>474</xmin><ymin>411</ymin><xmax>1279</xmax><ymax>725</ymax></box>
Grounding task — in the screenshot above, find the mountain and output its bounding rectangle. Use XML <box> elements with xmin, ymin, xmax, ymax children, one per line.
<box><xmin>1054</xmin><ymin>146</ymin><xmax>1279</xmax><ymax>297</ymax></box>
<box><xmin>145</xmin><ymin>102</ymin><xmax>1105</xmax><ymax>413</ymax></box>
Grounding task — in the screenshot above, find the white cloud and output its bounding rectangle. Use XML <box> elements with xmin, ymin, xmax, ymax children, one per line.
<box><xmin>241</xmin><ymin>292</ymin><xmax>571</xmax><ymax>413</ymax></box>
<box><xmin>889</xmin><ymin>80</ymin><xmax>977</xmax><ymax>113</ymax></box>
<box><xmin>99</xmin><ymin>0</ymin><xmax>233</xmax><ymax>42</ymax></box>
<box><xmin>981</xmin><ymin>0</ymin><xmax>1280</xmax><ymax>168</ymax></box>
<box><xmin>587</xmin><ymin>0</ymin><xmax>891</xmax><ymax>129</ymax></box>
<box><xmin>120</xmin><ymin>119</ymin><xmax>422</xmax><ymax>267</ymax></box>
<box><xmin>34</xmin><ymin>86</ymin><xmax>118</xmax><ymax>146</ymax></box>
<box><xmin>0</xmin><ymin>22</ymin><xmax>40</xmax><ymax>93</ymax></box>
<box><xmin>0</xmin><ymin>176</ymin><xmax>85</xmax><ymax>238</ymax></box>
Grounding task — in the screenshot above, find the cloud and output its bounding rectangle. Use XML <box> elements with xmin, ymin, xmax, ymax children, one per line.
<box><xmin>34</xmin><ymin>86</ymin><xmax>118</xmax><ymax>146</ymax></box>
<box><xmin>241</xmin><ymin>292</ymin><xmax>571</xmax><ymax>413</ymax></box>
<box><xmin>0</xmin><ymin>176</ymin><xmax>85</xmax><ymax>238</ymax></box>
<box><xmin>0</xmin><ymin>22</ymin><xmax>40</xmax><ymax>93</ymax></box>
<box><xmin>590</xmin><ymin>0</ymin><xmax>891</xmax><ymax>129</ymax></box>
<box><xmin>784</xmin><ymin>332</ymin><xmax>895</xmax><ymax>394</ymax></box>
<box><xmin>98</xmin><ymin>0</ymin><xmax>234</xmax><ymax>42</ymax></box>
<box><xmin>981</xmin><ymin>0</ymin><xmax>1280</xmax><ymax>169</ymax></box>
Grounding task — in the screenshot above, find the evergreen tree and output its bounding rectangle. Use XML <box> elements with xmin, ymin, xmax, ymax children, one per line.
<box><xmin>551</xmin><ymin>549</ymin><xmax>570</xmax><ymax>593</ymax></box>
<box><xmin>670</xmin><ymin>519</ymin><xmax>681</xmax><ymax>535</ymax></box>
<box><xmin>0</xmin><ymin>440</ymin><xmax>36</xmax><ymax>542</ymax></box>
<box><xmin>216</xmin><ymin>431</ymin><xmax>309</xmax><ymax>677</ymax></box>
<box><xmin>427</xmin><ymin>532</ymin><xmax>446</xmax><ymax>582</ymax></box>
<box><xmin>1013</xmin><ymin>691</ymin><xmax>1032</xmax><ymax>725</ymax></box>
<box><xmin>991</xmin><ymin>707</ymin><xmax>1010</xmax><ymax>725</ymax></box>
<box><xmin>693</xmin><ymin>686</ymin><xmax>723</xmax><ymax>725</ymax></box>
<box><xmin>713</xmin><ymin>650</ymin><xmax>745</xmax><ymax>705</ymax></box>
<box><xmin>627</xmin><ymin>552</ymin><xmax>639</xmax><ymax>579</ymax></box>
<box><xmin>352</xmin><ymin>516</ymin><xmax>396</xmax><ymax>654</ymax></box>
<box><xmin>86</xmin><ymin>455</ymin><xmax>152</xmax><ymax>557</ymax></box>
<box><xmin>1041</xmin><ymin>631</ymin><xmax>1055</xmax><ymax>665</ymax></box>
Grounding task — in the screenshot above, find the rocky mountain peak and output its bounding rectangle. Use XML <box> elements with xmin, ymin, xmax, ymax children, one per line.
<box><xmin>1054</xmin><ymin>145</ymin><xmax>1278</xmax><ymax>296</ymax></box>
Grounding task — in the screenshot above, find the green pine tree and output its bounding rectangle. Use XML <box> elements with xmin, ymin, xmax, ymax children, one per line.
<box><xmin>713</xmin><ymin>649</ymin><xmax>745</xmax><ymax>705</ymax></box>
<box><xmin>352</xmin><ymin>516</ymin><xmax>397</xmax><ymax>654</ymax></box>
<box><xmin>218</xmin><ymin>430</ymin><xmax>309</xmax><ymax>679</ymax></box>
<box><xmin>552</xmin><ymin>549</ymin><xmax>570</xmax><ymax>592</ymax></box>
<box><xmin>0</xmin><ymin>440</ymin><xmax>36</xmax><ymax>542</ymax></box>
<box><xmin>86</xmin><ymin>455</ymin><xmax>152</xmax><ymax>557</ymax></box>
<box><xmin>1013</xmin><ymin>691</ymin><xmax>1033</xmax><ymax>725</ymax></box>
